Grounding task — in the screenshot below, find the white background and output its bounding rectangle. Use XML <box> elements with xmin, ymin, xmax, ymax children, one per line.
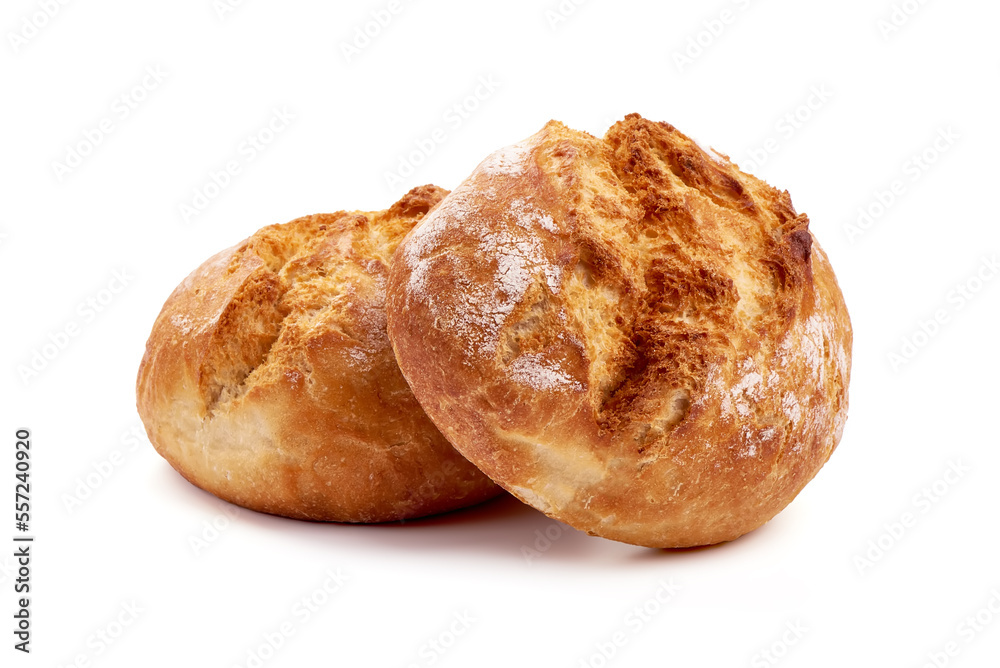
<box><xmin>2</xmin><ymin>0</ymin><xmax>999</xmax><ymax>666</ymax></box>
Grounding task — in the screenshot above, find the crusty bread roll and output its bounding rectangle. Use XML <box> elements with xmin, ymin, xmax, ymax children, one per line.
<box><xmin>386</xmin><ymin>115</ymin><xmax>852</xmax><ymax>547</ymax></box>
<box><xmin>136</xmin><ymin>186</ymin><xmax>500</xmax><ymax>522</ymax></box>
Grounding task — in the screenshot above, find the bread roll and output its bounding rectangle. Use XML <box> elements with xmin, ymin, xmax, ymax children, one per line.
<box><xmin>386</xmin><ymin>116</ymin><xmax>852</xmax><ymax>547</ymax></box>
<box><xmin>137</xmin><ymin>186</ymin><xmax>500</xmax><ymax>522</ymax></box>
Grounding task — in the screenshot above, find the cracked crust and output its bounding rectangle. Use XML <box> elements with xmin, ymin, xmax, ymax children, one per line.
<box><xmin>136</xmin><ymin>185</ymin><xmax>500</xmax><ymax>522</ymax></box>
<box><xmin>386</xmin><ymin>116</ymin><xmax>852</xmax><ymax>547</ymax></box>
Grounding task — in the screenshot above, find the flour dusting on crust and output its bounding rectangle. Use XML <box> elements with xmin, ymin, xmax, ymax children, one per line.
<box><xmin>509</xmin><ymin>353</ymin><xmax>583</xmax><ymax>392</ymax></box>
<box><xmin>170</xmin><ymin>313</ymin><xmax>194</xmax><ymax>335</ymax></box>
<box><xmin>510</xmin><ymin>197</ymin><xmax>557</xmax><ymax>233</ymax></box>
<box><xmin>404</xmin><ymin>177</ymin><xmax>563</xmax><ymax>358</ymax></box>
<box><xmin>478</xmin><ymin>139</ymin><xmax>533</xmax><ymax>177</ymax></box>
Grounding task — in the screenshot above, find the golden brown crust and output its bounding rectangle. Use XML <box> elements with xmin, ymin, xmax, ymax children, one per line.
<box><xmin>386</xmin><ymin>116</ymin><xmax>852</xmax><ymax>547</ymax></box>
<box><xmin>136</xmin><ymin>185</ymin><xmax>500</xmax><ymax>522</ymax></box>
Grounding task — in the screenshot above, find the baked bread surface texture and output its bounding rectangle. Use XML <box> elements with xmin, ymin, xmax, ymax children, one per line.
<box><xmin>137</xmin><ymin>185</ymin><xmax>500</xmax><ymax>522</ymax></box>
<box><xmin>386</xmin><ymin>115</ymin><xmax>852</xmax><ymax>547</ymax></box>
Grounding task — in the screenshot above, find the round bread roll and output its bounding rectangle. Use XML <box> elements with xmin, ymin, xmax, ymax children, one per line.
<box><xmin>137</xmin><ymin>186</ymin><xmax>500</xmax><ymax>522</ymax></box>
<box><xmin>386</xmin><ymin>115</ymin><xmax>852</xmax><ymax>547</ymax></box>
